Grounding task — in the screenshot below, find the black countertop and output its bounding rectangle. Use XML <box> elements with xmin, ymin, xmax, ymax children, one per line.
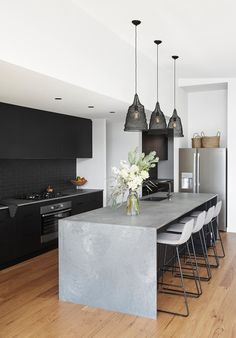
<box><xmin>0</xmin><ymin>188</ymin><xmax>103</xmax><ymax>210</ymax></box>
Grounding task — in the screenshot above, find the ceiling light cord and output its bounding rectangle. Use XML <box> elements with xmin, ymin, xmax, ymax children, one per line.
<box><xmin>174</xmin><ymin>58</ymin><xmax>176</xmax><ymax>109</ymax></box>
<box><xmin>157</xmin><ymin>43</ymin><xmax>159</xmax><ymax>101</ymax></box>
<box><xmin>135</xmin><ymin>24</ymin><xmax>137</xmax><ymax>94</ymax></box>
<box><xmin>172</xmin><ymin>56</ymin><xmax>179</xmax><ymax>109</ymax></box>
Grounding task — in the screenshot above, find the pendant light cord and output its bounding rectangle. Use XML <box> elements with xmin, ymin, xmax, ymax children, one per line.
<box><xmin>172</xmin><ymin>56</ymin><xmax>179</xmax><ymax>109</ymax></box>
<box><xmin>174</xmin><ymin>58</ymin><xmax>176</xmax><ymax>109</ymax></box>
<box><xmin>135</xmin><ymin>25</ymin><xmax>137</xmax><ymax>94</ymax></box>
<box><xmin>157</xmin><ymin>43</ymin><xmax>159</xmax><ymax>101</ymax></box>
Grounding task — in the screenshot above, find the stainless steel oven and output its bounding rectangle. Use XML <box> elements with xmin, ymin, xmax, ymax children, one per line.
<box><xmin>40</xmin><ymin>201</ymin><xmax>72</xmax><ymax>244</ymax></box>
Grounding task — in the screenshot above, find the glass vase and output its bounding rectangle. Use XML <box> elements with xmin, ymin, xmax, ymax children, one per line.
<box><xmin>126</xmin><ymin>190</ymin><xmax>140</xmax><ymax>216</ymax></box>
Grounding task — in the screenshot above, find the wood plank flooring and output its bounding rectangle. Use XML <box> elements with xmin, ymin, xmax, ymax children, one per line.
<box><xmin>0</xmin><ymin>233</ymin><xmax>235</xmax><ymax>337</ymax></box>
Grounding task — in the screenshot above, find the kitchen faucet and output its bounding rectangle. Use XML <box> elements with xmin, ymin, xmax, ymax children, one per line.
<box><xmin>162</xmin><ymin>180</ymin><xmax>172</xmax><ymax>200</ymax></box>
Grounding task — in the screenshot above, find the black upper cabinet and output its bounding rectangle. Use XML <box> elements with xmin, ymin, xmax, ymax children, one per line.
<box><xmin>0</xmin><ymin>102</ymin><xmax>92</xmax><ymax>159</ymax></box>
<box><xmin>142</xmin><ymin>129</ymin><xmax>174</xmax><ymax>161</ymax></box>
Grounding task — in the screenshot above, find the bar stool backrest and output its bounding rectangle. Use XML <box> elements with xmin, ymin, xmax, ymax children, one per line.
<box><xmin>204</xmin><ymin>206</ymin><xmax>215</xmax><ymax>225</ymax></box>
<box><xmin>178</xmin><ymin>219</ymin><xmax>194</xmax><ymax>245</ymax></box>
<box><xmin>213</xmin><ymin>201</ymin><xmax>222</xmax><ymax>218</ymax></box>
<box><xmin>193</xmin><ymin>211</ymin><xmax>206</xmax><ymax>234</ymax></box>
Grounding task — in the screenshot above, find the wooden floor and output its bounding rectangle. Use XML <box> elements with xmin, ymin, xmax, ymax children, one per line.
<box><xmin>0</xmin><ymin>233</ymin><xmax>235</xmax><ymax>338</ymax></box>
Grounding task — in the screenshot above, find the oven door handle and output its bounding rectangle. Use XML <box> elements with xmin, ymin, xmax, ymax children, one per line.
<box><xmin>41</xmin><ymin>208</ymin><xmax>72</xmax><ymax>218</ymax></box>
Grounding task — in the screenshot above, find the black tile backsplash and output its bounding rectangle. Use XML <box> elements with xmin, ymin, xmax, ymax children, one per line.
<box><xmin>0</xmin><ymin>159</ymin><xmax>76</xmax><ymax>199</ymax></box>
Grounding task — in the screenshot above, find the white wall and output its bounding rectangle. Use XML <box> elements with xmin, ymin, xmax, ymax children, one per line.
<box><xmin>187</xmin><ymin>89</ymin><xmax>227</xmax><ymax>147</ymax></box>
<box><xmin>226</xmin><ymin>80</ymin><xmax>236</xmax><ymax>233</ymax></box>
<box><xmin>106</xmin><ymin>119</ymin><xmax>142</xmax><ymax>203</ymax></box>
<box><xmin>77</xmin><ymin>119</ymin><xmax>107</xmax><ymax>205</ymax></box>
<box><xmin>180</xmin><ymin>78</ymin><xmax>236</xmax><ymax>232</ymax></box>
<box><xmin>173</xmin><ymin>87</ymin><xmax>189</xmax><ymax>191</ymax></box>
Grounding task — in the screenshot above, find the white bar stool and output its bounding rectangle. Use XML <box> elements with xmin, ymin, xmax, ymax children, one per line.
<box><xmin>177</xmin><ymin>211</ymin><xmax>212</xmax><ymax>281</ymax></box>
<box><xmin>212</xmin><ymin>201</ymin><xmax>225</xmax><ymax>258</ymax></box>
<box><xmin>167</xmin><ymin>212</ymin><xmax>205</xmax><ymax>289</ymax></box>
<box><xmin>191</xmin><ymin>205</ymin><xmax>219</xmax><ymax>268</ymax></box>
<box><xmin>157</xmin><ymin>219</ymin><xmax>194</xmax><ymax>317</ymax></box>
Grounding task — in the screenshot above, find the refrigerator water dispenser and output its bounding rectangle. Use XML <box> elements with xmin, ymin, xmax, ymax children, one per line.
<box><xmin>181</xmin><ymin>172</ymin><xmax>193</xmax><ymax>190</ymax></box>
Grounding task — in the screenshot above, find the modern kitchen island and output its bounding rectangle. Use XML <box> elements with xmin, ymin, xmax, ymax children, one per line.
<box><xmin>59</xmin><ymin>192</ymin><xmax>217</xmax><ymax>319</ymax></box>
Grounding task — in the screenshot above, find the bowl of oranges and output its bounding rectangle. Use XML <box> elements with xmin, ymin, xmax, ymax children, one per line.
<box><xmin>71</xmin><ymin>176</ymin><xmax>88</xmax><ymax>187</ymax></box>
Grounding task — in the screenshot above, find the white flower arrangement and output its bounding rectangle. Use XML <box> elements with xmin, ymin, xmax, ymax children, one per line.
<box><xmin>110</xmin><ymin>148</ymin><xmax>159</xmax><ymax>206</ymax></box>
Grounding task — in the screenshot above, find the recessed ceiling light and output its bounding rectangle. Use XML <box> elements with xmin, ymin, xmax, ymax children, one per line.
<box><xmin>54</xmin><ymin>97</ymin><xmax>62</xmax><ymax>100</ymax></box>
<box><xmin>109</xmin><ymin>111</ymin><xmax>116</xmax><ymax>114</ymax></box>
<box><xmin>88</xmin><ymin>105</ymin><xmax>94</xmax><ymax>108</ymax></box>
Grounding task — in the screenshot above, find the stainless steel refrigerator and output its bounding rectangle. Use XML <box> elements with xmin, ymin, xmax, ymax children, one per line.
<box><xmin>179</xmin><ymin>148</ymin><xmax>227</xmax><ymax>230</ymax></box>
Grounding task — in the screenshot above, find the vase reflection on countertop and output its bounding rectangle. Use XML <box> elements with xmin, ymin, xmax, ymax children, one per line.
<box><xmin>127</xmin><ymin>190</ymin><xmax>140</xmax><ymax>216</ymax></box>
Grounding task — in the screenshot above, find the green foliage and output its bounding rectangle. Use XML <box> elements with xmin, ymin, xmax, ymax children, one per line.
<box><xmin>128</xmin><ymin>148</ymin><xmax>159</xmax><ymax>171</ymax></box>
<box><xmin>110</xmin><ymin>148</ymin><xmax>159</xmax><ymax>207</ymax></box>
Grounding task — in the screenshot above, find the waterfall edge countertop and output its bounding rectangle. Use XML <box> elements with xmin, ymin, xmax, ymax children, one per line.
<box><xmin>63</xmin><ymin>192</ymin><xmax>217</xmax><ymax>230</ymax></box>
<box><xmin>59</xmin><ymin>192</ymin><xmax>217</xmax><ymax>319</ymax></box>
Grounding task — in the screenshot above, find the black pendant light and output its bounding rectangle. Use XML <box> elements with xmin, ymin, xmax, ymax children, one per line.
<box><xmin>168</xmin><ymin>56</ymin><xmax>184</xmax><ymax>137</ymax></box>
<box><xmin>149</xmin><ymin>40</ymin><xmax>167</xmax><ymax>130</ymax></box>
<box><xmin>124</xmin><ymin>20</ymin><xmax>148</xmax><ymax>132</ymax></box>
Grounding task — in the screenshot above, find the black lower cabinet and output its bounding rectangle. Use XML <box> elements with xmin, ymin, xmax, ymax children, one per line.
<box><xmin>0</xmin><ymin>210</ymin><xmax>17</xmax><ymax>265</ymax></box>
<box><xmin>0</xmin><ymin>205</ymin><xmax>41</xmax><ymax>268</ymax></box>
<box><xmin>71</xmin><ymin>192</ymin><xmax>103</xmax><ymax>215</ymax></box>
<box><xmin>15</xmin><ymin>204</ymin><xmax>41</xmax><ymax>258</ymax></box>
<box><xmin>0</xmin><ymin>191</ymin><xmax>103</xmax><ymax>269</ymax></box>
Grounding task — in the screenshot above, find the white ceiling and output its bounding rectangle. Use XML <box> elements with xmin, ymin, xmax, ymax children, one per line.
<box><xmin>0</xmin><ymin>60</ymin><xmax>128</xmax><ymax>119</ymax></box>
<box><xmin>0</xmin><ymin>0</ymin><xmax>235</xmax><ymax>118</ymax></box>
<box><xmin>76</xmin><ymin>0</ymin><xmax>236</xmax><ymax>78</ymax></box>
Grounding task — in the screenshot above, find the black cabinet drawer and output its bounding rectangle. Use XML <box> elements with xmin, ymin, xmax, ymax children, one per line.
<box><xmin>71</xmin><ymin>192</ymin><xmax>103</xmax><ymax>215</ymax></box>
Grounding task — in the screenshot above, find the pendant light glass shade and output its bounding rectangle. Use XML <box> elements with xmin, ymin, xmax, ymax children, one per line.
<box><xmin>168</xmin><ymin>55</ymin><xmax>184</xmax><ymax>137</ymax></box>
<box><xmin>124</xmin><ymin>20</ymin><xmax>148</xmax><ymax>132</ymax></box>
<box><xmin>149</xmin><ymin>40</ymin><xmax>167</xmax><ymax>130</ymax></box>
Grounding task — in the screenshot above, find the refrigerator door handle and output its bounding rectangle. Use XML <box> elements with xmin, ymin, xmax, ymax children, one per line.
<box><xmin>197</xmin><ymin>152</ymin><xmax>200</xmax><ymax>193</ymax></box>
<box><xmin>193</xmin><ymin>153</ymin><xmax>196</xmax><ymax>193</ymax></box>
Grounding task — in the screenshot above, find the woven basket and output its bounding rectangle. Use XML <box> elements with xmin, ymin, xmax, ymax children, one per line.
<box><xmin>201</xmin><ymin>131</ymin><xmax>220</xmax><ymax>148</ymax></box>
<box><xmin>192</xmin><ymin>133</ymin><xmax>202</xmax><ymax>148</ymax></box>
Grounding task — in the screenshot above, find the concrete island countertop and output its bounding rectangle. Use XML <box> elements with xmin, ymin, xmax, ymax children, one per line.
<box><xmin>64</xmin><ymin>192</ymin><xmax>217</xmax><ymax>230</ymax></box>
<box><xmin>59</xmin><ymin>192</ymin><xmax>217</xmax><ymax>319</ymax></box>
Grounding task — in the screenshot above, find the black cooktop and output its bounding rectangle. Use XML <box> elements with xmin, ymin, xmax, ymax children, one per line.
<box><xmin>16</xmin><ymin>191</ymin><xmax>66</xmax><ymax>201</ymax></box>
<box><xmin>15</xmin><ymin>188</ymin><xmax>86</xmax><ymax>201</ymax></box>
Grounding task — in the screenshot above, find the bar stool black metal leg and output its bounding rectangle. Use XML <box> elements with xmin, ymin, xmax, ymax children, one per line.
<box><xmin>199</xmin><ymin>230</ymin><xmax>212</xmax><ymax>281</ymax></box>
<box><xmin>208</xmin><ymin>222</ymin><xmax>220</xmax><ymax>267</ymax></box>
<box><xmin>213</xmin><ymin>217</ymin><xmax>226</xmax><ymax>258</ymax></box>
<box><xmin>186</xmin><ymin>240</ymin><xmax>202</xmax><ymax>296</ymax></box>
<box><xmin>158</xmin><ymin>246</ymin><xmax>190</xmax><ymax>317</ymax></box>
<box><xmin>195</xmin><ymin>228</ymin><xmax>213</xmax><ymax>279</ymax></box>
<box><xmin>218</xmin><ymin>230</ymin><xmax>226</xmax><ymax>258</ymax></box>
<box><xmin>176</xmin><ymin>246</ymin><xmax>189</xmax><ymax>317</ymax></box>
<box><xmin>190</xmin><ymin>235</ymin><xmax>202</xmax><ymax>294</ymax></box>
<box><xmin>168</xmin><ymin>240</ymin><xmax>202</xmax><ymax>298</ymax></box>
